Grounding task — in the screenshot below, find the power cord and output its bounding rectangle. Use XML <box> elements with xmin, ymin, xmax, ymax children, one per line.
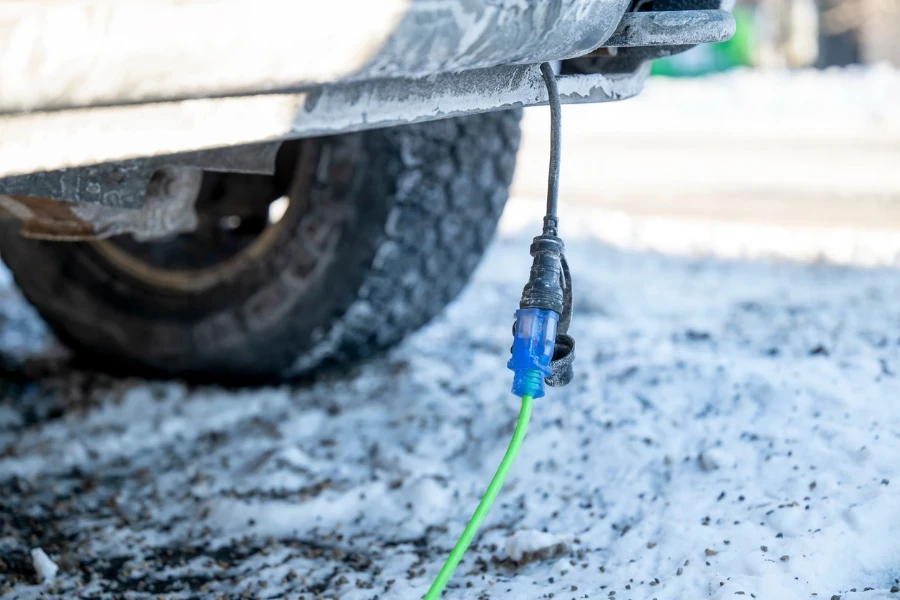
<box><xmin>423</xmin><ymin>62</ymin><xmax>576</xmax><ymax>598</ymax></box>
<box><xmin>541</xmin><ymin>62</ymin><xmax>562</xmax><ymax>235</ymax></box>
<box><xmin>423</xmin><ymin>395</ymin><xmax>533</xmax><ymax>600</ymax></box>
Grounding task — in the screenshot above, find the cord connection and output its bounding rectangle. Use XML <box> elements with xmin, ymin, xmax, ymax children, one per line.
<box><xmin>422</xmin><ymin>61</ymin><xmax>573</xmax><ymax>599</ymax></box>
<box><xmin>508</xmin><ymin>308</ymin><xmax>558</xmax><ymax>399</ymax></box>
<box><xmin>508</xmin><ymin>62</ymin><xmax>573</xmax><ymax>399</ymax></box>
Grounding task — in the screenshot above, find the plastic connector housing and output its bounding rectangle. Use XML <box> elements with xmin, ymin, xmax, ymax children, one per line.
<box><xmin>508</xmin><ymin>308</ymin><xmax>559</xmax><ymax>399</ymax></box>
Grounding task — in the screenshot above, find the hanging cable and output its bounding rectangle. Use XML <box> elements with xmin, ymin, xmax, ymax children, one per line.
<box><xmin>540</xmin><ymin>62</ymin><xmax>562</xmax><ymax>236</ymax></box>
<box><xmin>423</xmin><ymin>61</ymin><xmax>574</xmax><ymax>598</ymax></box>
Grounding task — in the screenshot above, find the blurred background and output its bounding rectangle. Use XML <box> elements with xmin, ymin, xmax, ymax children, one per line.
<box><xmin>509</xmin><ymin>0</ymin><xmax>900</xmax><ymax>266</ymax></box>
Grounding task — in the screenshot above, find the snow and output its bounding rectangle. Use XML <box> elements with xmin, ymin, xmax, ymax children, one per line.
<box><xmin>29</xmin><ymin>548</ymin><xmax>58</xmax><ymax>583</ymax></box>
<box><xmin>504</xmin><ymin>530</ymin><xmax>572</xmax><ymax>562</ymax></box>
<box><xmin>3</xmin><ymin>202</ymin><xmax>900</xmax><ymax>599</ymax></box>
<box><xmin>2</xmin><ymin>68</ymin><xmax>900</xmax><ymax>599</ymax></box>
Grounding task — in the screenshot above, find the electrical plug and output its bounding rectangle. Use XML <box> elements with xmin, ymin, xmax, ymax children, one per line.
<box><xmin>507</xmin><ymin>63</ymin><xmax>575</xmax><ymax>399</ymax></box>
<box><xmin>508</xmin><ymin>232</ymin><xmax>566</xmax><ymax>399</ymax></box>
<box><xmin>508</xmin><ymin>308</ymin><xmax>559</xmax><ymax>399</ymax></box>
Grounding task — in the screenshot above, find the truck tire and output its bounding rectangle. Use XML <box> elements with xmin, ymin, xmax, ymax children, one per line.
<box><xmin>0</xmin><ymin>111</ymin><xmax>521</xmax><ymax>379</ymax></box>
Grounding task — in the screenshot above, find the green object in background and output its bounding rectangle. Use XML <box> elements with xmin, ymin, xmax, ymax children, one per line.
<box><xmin>651</xmin><ymin>6</ymin><xmax>755</xmax><ymax>77</ymax></box>
<box><xmin>423</xmin><ymin>394</ymin><xmax>534</xmax><ymax>599</ymax></box>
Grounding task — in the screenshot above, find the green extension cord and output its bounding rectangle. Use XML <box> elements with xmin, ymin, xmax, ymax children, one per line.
<box><xmin>423</xmin><ymin>394</ymin><xmax>534</xmax><ymax>599</ymax></box>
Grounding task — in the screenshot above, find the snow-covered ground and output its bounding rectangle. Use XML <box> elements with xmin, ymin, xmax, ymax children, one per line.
<box><xmin>3</xmin><ymin>68</ymin><xmax>900</xmax><ymax>599</ymax></box>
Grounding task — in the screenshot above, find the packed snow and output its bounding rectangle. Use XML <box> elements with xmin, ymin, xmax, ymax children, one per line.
<box><xmin>4</xmin><ymin>198</ymin><xmax>900</xmax><ymax>599</ymax></box>
<box><xmin>29</xmin><ymin>548</ymin><xmax>58</xmax><ymax>583</ymax></box>
<box><xmin>503</xmin><ymin>530</ymin><xmax>572</xmax><ymax>563</ymax></box>
<box><xmin>3</xmin><ymin>68</ymin><xmax>900</xmax><ymax>599</ymax></box>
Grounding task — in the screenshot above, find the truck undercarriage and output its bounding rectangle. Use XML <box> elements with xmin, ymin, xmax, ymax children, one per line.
<box><xmin>0</xmin><ymin>0</ymin><xmax>733</xmax><ymax>380</ymax></box>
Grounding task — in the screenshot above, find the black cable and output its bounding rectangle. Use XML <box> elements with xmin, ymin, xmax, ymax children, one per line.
<box><xmin>518</xmin><ymin>62</ymin><xmax>567</xmax><ymax>316</ymax></box>
<box><xmin>540</xmin><ymin>62</ymin><xmax>562</xmax><ymax>237</ymax></box>
<box><xmin>513</xmin><ymin>63</ymin><xmax>576</xmax><ymax>392</ymax></box>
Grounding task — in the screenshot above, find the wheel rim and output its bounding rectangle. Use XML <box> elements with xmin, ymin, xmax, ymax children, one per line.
<box><xmin>92</xmin><ymin>142</ymin><xmax>311</xmax><ymax>294</ymax></box>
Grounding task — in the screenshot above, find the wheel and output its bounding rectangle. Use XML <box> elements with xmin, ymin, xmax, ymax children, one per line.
<box><xmin>0</xmin><ymin>110</ymin><xmax>522</xmax><ymax>379</ymax></box>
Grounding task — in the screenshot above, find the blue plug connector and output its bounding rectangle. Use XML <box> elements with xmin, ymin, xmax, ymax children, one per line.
<box><xmin>507</xmin><ymin>308</ymin><xmax>559</xmax><ymax>399</ymax></box>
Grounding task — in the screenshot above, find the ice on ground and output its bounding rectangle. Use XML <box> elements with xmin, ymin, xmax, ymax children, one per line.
<box><xmin>30</xmin><ymin>548</ymin><xmax>58</xmax><ymax>583</ymax></box>
<box><xmin>504</xmin><ymin>530</ymin><xmax>572</xmax><ymax>562</ymax></box>
<box><xmin>3</xmin><ymin>203</ymin><xmax>900</xmax><ymax>599</ymax></box>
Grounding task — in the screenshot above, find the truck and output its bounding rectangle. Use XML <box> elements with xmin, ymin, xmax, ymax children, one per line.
<box><xmin>0</xmin><ymin>0</ymin><xmax>734</xmax><ymax>379</ymax></box>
